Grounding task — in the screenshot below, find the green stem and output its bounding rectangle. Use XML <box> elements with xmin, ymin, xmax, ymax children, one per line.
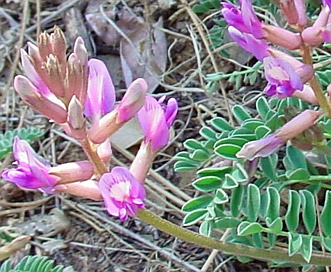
<box><xmin>137</xmin><ymin>209</ymin><xmax>331</xmax><ymax>266</ymax></box>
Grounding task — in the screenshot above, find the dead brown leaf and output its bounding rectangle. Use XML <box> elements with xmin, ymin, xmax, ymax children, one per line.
<box><xmin>120</xmin><ymin>17</ymin><xmax>167</xmax><ymax>93</ymax></box>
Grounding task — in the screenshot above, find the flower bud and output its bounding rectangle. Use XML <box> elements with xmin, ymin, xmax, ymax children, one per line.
<box><xmin>14</xmin><ymin>75</ymin><xmax>67</xmax><ymax>123</ymax></box>
<box><xmin>302</xmin><ymin>6</ymin><xmax>331</xmax><ymax>46</ymax></box>
<box><xmin>66</xmin><ymin>95</ymin><xmax>86</xmax><ymax>140</ymax></box>
<box><xmin>279</xmin><ymin>0</ymin><xmax>307</xmax><ymax>27</ymax></box>
<box><xmin>117</xmin><ymin>78</ymin><xmax>147</xmax><ymax>123</ymax></box>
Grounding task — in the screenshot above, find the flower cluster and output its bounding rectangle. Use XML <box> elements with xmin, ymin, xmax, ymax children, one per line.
<box><xmin>220</xmin><ymin>1</ymin><xmax>331</xmax><ymax>160</ymax></box>
<box><xmin>221</xmin><ymin>0</ymin><xmax>322</xmax><ymax>99</ymax></box>
<box><xmin>2</xmin><ymin>27</ymin><xmax>178</xmax><ymax>221</ymax></box>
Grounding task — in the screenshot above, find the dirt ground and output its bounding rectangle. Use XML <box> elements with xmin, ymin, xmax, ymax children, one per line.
<box><xmin>0</xmin><ymin>0</ymin><xmax>284</xmax><ymax>271</ymax></box>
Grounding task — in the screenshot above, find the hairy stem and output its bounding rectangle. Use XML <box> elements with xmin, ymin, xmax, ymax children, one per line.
<box><xmin>81</xmin><ymin>137</ymin><xmax>108</xmax><ymax>177</ymax></box>
<box><xmin>302</xmin><ymin>45</ymin><xmax>331</xmax><ymax>117</ymax></box>
<box><xmin>137</xmin><ymin>209</ymin><xmax>331</xmax><ymax>266</ymax></box>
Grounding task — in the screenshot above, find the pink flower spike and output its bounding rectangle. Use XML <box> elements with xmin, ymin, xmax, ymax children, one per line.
<box><xmin>99</xmin><ymin>167</ymin><xmax>146</xmax><ymax>221</ymax></box>
<box><xmin>85</xmin><ymin>59</ymin><xmax>115</xmax><ymax>123</ymax></box>
<box><xmin>237</xmin><ymin>134</ymin><xmax>283</xmax><ymax>160</ymax></box>
<box><xmin>1</xmin><ymin>137</ymin><xmax>58</xmax><ymax>194</ymax></box>
<box><xmin>138</xmin><ymin>96</ymin><xmax>178</xmax><ymax>152</ymax></box>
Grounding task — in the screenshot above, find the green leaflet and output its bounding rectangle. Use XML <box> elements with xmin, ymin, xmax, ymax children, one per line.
<box><xmin>183</xmin><ymin>209</ymin><xmax>208</xmax><ymax>226</ymax></box>
<box><xmin>210</xmin><ymin>117</ymin><xmax>233</xmax><ymax>132</ymax></box>
<box><xmin>265</xmin><ymin>187</ymin><xmax>280</xmax><ymax>221</ymax></box>
<box><xmin>232</xmin><ymin>105</ymin><xmax>252</xmax><ymax>123</ymax></box>
<box><xmin>215</xmin><ymin>143</ymin><xmax>242</xmax><ymax>160</ymax></box>
<box><xmin>321</xmin><ymin>191</ymin><xmax>331</xmax><ymax>236</ymax></box>
<box><xmin>256</xmin><ymin>96</ymin><xmax>271</xmax><ymax>121</ymax></box>
<box><xmin>246</xmin><ymin>184</ymin><xmax>260</xmax><ymax>222</ymax></box>
<box><xmin>299</xmin><ymin>190</ymin><xmax>316</xmax><ymax>235</ymax></box>
<box><xmin>288</xmin><ymin>232</ymin><xmax>302</xmax><ymax>256</ymax></box>
<box><xmin>0</xmin><ymin>127</ymin><xmax>44</xmax><ymax>160</ymax></box>
<box><xmin>260</xmin><ymin>154</ymin><xmax>278</xmax><ymax>182</ymax></box>
<box><xmin>0</xmin><ymin>255</ymin><xmax>73</xmax><ymax>272</ymax></box>
<box><xmin>285</xmin><ymin>190</ymin><xmax>301</xmax><ymax>232</ymax></box>
<box><xmin>192</xmin><ymin>176</ymin><xmax>222</xmax><ymax>192</ymax></box>
<box><xmin>300</xmin><ymin>235</ymin><xmax>313</xmax><ymax>263</ymax></box>
<box><xmin>231</xmin><ymin>184</ymin><xmax>245</xmax><ymax>218</ymax></box>
<box><xmin>237</xmin><ymin>222</ymin><xmax>264</xmax><ymax>236</ymax></box>
<box><xmin>182</xmin><ymin>195</ymin><xmax>214</xmax><ymax>212</ymax></box>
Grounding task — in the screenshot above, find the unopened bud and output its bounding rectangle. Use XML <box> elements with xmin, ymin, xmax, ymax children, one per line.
<box><xmin>279</xmin><ymin>0</ymin><xmax>307</xmax><ymax>27</ymax></box>
<box><xmin>51</xmin><ymin>26</ymin><xmax>67</xmax><ymax>62</ymax></box>
<box><xmin>45</xmin><ymin>54</ymin><xmax>66</xmax><ymax>97</ymax></box>
<box><xmin>68</xmin><ymin>96</ymin><xmax>86</xmax><ymax>134</ymax></box>
<box><xmin>117</xmin><ymin>78</ymin><xmax>147</xmax><ymax>123</ymax></box>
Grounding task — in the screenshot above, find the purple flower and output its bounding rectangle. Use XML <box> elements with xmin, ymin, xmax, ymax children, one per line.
<box><xmin>237</xmin><ymin>134</ymin><xmax>283</xmax><ymax>160</ymax></box>
<box><xmin>228</xmin><ymin>26</ymin><xmax>270</xmax><ymax>61</ymax></box>
<box><xmin>323</xmin><ymin>0</ymin><xmax>331</xmax><ymax>8</ymax></box>
<box><xmin>99</xmin><ymin>167</ymin><xmax>145</xmax><ymax>221</ymax></box>
<box><xmin>137</xmin><ymin>96</ymin><xmax>178</xmax><ymax>152</ymax></box>
<box><xmin>2</xmin><ymin>137</ymin><xmax>58</xmax><ymax>194</ymax></box>
<box><xmin>237</xmin><ymin>110</ymin><xmax>320</xmax><ymax>160</ymax></box>
<box><xmin>263</xmin><ymin>57</ymin><xmax>303</xmax><ymax>98</ymax></box>
<box><xmin>221</xmin><ymin>0</ymin><xmax>262</xmax><ymax>38</ymax></box>
<box><xmin>85</xmin><ymin>59</ymin><xmax>115</xmax><ymax>123</ymax></box>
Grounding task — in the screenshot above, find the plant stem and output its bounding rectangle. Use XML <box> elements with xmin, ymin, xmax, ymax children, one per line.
<box><xmin>137</xmin><ymin>209</ymin><xmax>331</xmax><ymax>266</ymax></box>
<box><xmin>81</xmin><ymin>137</ymin><xmax>108</xmax><ymax>177</ymax></box>
<box><xmin>302</xmin><ymin>45</ymin><xmax>331</xmax><ymax>118</ymax></box>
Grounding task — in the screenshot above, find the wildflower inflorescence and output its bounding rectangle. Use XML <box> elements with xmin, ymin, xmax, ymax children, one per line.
<box><xmin>2</xmin><ymin>26</ymin><xmax>178</xmax><ymax>221</ymax></box>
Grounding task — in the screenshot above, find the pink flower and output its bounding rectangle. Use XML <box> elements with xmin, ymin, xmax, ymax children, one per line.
<box><xmin>237</xmin><ymin>110</ymin><xmax>320</xmax><ymax>160</ymax></box>
<box><xmin>99</xmin><ymin>167</ymin><xmax>146</xmax><ymax>221</ymax></box>
<box><xmin>87</xmin><ymin>78</ymin><xmax>148</xmax><ymax>144</ymax></box>
<box><xmin>323</xmin><ymin>0</ymin><xmax>331</xmax><ymax>8</ymax></box>
<box><xmin>85</xmin><ymin>59</ymin><xmax>115</xmax><ymax>123</ymax></box>
<box><xmin>221</xmin><ymin>0</ymin><xmax>263</xmax><ymax>38</ymax></box>
<box><xmin>228</xmin><ymin>26</ymin><xmax>270</xmax><ymax>61</ymax></box>
<box><xmin>137</xmin><ymin>96</ymin><xmax>178</xmax><ymax>152</ymax></box>
<box><xmin>2</xmin><ymin>137</ymin><xmax>58</xmax><ymax>194</ymax></box>
<box><xmin>1</xmin><ymin>137</ymin><xmax>96</xmax><ymax>194</ymax></box>
<box><xmin>263</xmin><ymin>57</ymin><xmax>304</xmax><ymax>98</ymax></box>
